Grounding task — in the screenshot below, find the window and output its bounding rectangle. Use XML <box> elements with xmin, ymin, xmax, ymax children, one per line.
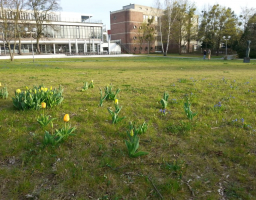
<box><xmin>133</xmin><ymin>36</ymin><xmax>137</xmax><ymax>40</ymax></box>
<box><xmin>139</xmin><ymin>26</ymin><xmax>142</xmax><ymax>29</ymax></box>
<box><xmin>113</xmin><ymin>16</ymin><xmax>116</xmax><ymax>20</ymax></box>
<box><xmin>133</xmin><ymin>25</ymin><xmax>137</xmax><ymax>29</ymax></box>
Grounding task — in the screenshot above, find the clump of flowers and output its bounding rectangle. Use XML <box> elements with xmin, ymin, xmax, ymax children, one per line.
<box><xmin>37</xmin><ymin>102</ymin><xmax>56</xmax><ymax>129</ymax></box>
<box><xmin>230</xmin><ymin>118</ymin><xmax>255</xmax><ymax>131</ymax></box>
<box><xmin>43</xmin><ymin>114</ymin><xmax>76</xmax><ymax>146</ymax></box>
<box><xmin>104</xmin><ymin>84</ymin><xmax>121</xmax><ymax>101</ymax></box>
<box><xmin>99</xmin><ymin>84</ymin><xmax>120</xmax><ymax>106</ymax></box>
<box><xmin>184</xmin><ymin>98</ymin><xmax>197</xmax><ymax>121</ymax></box>
<box><xmin>128</xmin><ymin>121</ymin><xmax>148</xmax><ymax>135</ymax></box>
<box><xmin>107</xmin><ymin>98</ymin><xmax>125</xmax><ymax>124</ymax></box>
<box><xmin>125</xmin><ymin>121</ymin><xmax>148</xmax><ymax>158</ymax></box>
<box><xmin>159</xmin><ymin>108</ymin><xmax>168</xmax><ymax>116</ymax></box>
<box><xmin>82</xmin><ymin>80</ymin><xmax>94</xmax><ymax>91</ymax></box>
<box><xmin>160</xmin><ymin>91</ymin><xmax>169</xmax><ymax>109</ymax></box>
<box><xmin>0</xmin><ymin>84</ymin><xmax>8</xmax><ymax>99</ymax></box>
<box><xmin>12</xmin><ymin>85</ymin><xmax>64</xmax><ymax>110</ymax></box>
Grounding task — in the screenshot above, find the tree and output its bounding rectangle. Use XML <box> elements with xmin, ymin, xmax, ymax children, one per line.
<box><xmin>170</xmin><ymin>2</ymin><xmax>187</xmax><ymax>54</ymax></box>
<box><xmin>235</xmin><ymin>13</ymin><xmax>256</xmax><ymax>58</ymax></box>
<box><xmin>0</xmin><ymin>0</ymin><xmax>24</xmax><ymax>61</ymax></box>
<box><xmin>156</xmin><ymin>0</ymin><xmax>179</xmax><ymax>56</ymax></box>
<box><xmin>198</xmin><ymin>4</ymin><xmax>238</xmax><ymax>55</ymax></box>
<box><xmin>143</xmin><ymin>17</ymin><xmax>156</xmax><ymax>54</ymax></box>
<box><xmin>26</xmin><ymin>0</ymin><xmax>61</xmax><ymax>54</ymax></box>
<box><xmin>185</xmin><ymin>5</ymin><xmax>196</xmax><ymax>53</ymax></box>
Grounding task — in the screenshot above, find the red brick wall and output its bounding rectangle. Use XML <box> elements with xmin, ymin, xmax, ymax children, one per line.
<box><xmin>111</xmin><ymin>10</ymin><xmax>152</xmax><ymax>53</ymax></box>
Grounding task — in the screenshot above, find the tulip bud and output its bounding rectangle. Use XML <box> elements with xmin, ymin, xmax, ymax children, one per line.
<box><xmin>63</xmin><ymin>114</ymin><xmax>70</xmax><ymax>122</ymax></box>
<box><xmin>16</xmin><ymin>89</ymin><xmax>21</xmax><ymax>94</ymax></box>
<box><xmin>130</xmin><ymin>129</ymin><xmax>134</xmax><ymax>137</ymax></box>
<box><xmin>41</xmin><ymin>102</ymin><xmax>46</xmax><ymax>109</ymax></box>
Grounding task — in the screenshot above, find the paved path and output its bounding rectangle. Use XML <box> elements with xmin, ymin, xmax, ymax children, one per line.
<box><xmin>0</xmin><ymin>54</ymin><xmax>254</xmax><ymax>60</ymax></box>
<box><xmin>0</xmin><ymin>54</ymin><xmax>139</xmax><ymax>60</ymax></box>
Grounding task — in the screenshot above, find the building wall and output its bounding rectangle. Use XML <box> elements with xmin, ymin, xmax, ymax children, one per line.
<box><xmin>110</xmin><ymin>4</ymin><xmax>199</xmax><ymax>54</ymax></box>
<box><xmin>110</xmin><ymin>9</ymin><xmax>156</xmax><ymax>54</ymax></box>
<box><xmin>0</xmin><ymin>10</ymin><xmax>105</xmax><ymax>54</ymax></box>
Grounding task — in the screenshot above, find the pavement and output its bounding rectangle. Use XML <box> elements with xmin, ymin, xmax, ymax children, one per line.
<box><xmin>0</xmin><ymin>54</ymin><xmax>254</xmax><ymax>60</ymax></box>
<box><xmin>0</xmin><ymin>54</ymin><xmax>139</xmax><ymax>60</ymax></box>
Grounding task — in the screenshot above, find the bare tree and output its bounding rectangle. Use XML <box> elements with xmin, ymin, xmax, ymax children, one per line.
<box><xmin>0</xmin><ymin>0</ymin><xmax>24</xmax><ymax>61</ymax></box>
<box><xmin>26</xmin><ymin>0</ymin><xmax>61</xmax><ymax>54</ymax></box>
<box><xmin>155</xmin><ymin>0</ymin><xmax>180</xmax><ymax>56</ymax></box>
<box><xmin>239</xmin><ymin>7</ymin><xmax>256</xmax><ymax>30</ymax></box>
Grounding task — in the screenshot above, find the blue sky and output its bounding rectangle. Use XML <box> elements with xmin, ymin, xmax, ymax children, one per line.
<box><xmin>60</xmin><ymin>0</ymin><xmax>256</xmax><ymax>30</ymax></box>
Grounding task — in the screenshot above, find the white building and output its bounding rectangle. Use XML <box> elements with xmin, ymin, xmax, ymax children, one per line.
<box><xmin>0</xmin><ymin>10</ymin><xmax>119</xmax><ymax>55</ymax></box>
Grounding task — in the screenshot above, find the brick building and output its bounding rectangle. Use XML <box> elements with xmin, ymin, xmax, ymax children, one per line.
<box><xmin>110</xmin><ymin>4</ymin><xmax>200</xmax><ymax>54</ymax></box>
<box><xmin>110</xmin><ymin>4</ymin><xmax>161</xmax><ymax>54</ymax></box>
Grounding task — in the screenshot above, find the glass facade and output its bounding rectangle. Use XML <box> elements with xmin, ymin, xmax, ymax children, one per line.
<box><xmin>42</xmin><ymin>25</ymin><xmax>102</xmax><ymax>39</ymax></box>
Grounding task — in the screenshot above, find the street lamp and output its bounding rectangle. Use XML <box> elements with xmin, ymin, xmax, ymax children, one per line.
<box><xmin>223</xmin><ymin>36</ymin><xmax>231</xmax><ymax>56</ymax></box>
<box><xmin>25</xmin><ymin>27</ymin><xmax>37</xmax><ymax>62</ymax></box>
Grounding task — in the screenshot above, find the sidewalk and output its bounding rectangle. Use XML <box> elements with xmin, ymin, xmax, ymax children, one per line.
<box><xmin>0</xmin><ymin>54</ymin><xmax>139</xmax><ymax>60</ymax></box>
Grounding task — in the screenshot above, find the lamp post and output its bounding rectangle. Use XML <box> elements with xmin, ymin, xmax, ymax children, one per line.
<box><xmin>223</xmin><ymin>36</ymin><xmax>231</xmax><ymax>56</ymax></box>
<box><xmin>25</xmin><ymin>27</ymin><xmax>37</xmax><ymax>62</ymax></box>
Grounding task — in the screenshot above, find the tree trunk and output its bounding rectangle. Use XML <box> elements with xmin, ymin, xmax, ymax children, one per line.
<box><xmin>18</xmin><ymin>36</ymin><xmax>22</xmax><ymax>55</ymax></box>
<box><xmin>8</xmin><ymin>43</ymin><xmax>14</xmax><ymax>61</ymax></box>
<box><xmin>37</xmin><ymin>37</ymin><xmax>40</xmax><ymax>54</ymax></box>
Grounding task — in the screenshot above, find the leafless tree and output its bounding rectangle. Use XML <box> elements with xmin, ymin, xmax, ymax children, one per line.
<box><xmin>26</xmin><ymin>0</ymin><xmax>61</xmax><ymax>53</ymax></box>
<box><xmin>155</xmin><ymin>0</ymin><xmax>180</xmax><ymax>56</ymax></box>
<box><xmin>0</xmin><ymin>0</ymin><xmax>25</xmax><ymax>61</ymax></box>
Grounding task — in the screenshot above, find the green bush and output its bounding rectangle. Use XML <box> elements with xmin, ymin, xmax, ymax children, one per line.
<box><xmin>12</xmin><ymin>85</ymin><xmax>64</xmax><ymax>110</ymax></box>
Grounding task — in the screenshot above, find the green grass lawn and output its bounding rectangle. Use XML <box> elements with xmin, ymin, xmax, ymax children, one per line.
<box><xmin>0</xmin><ymin>57</ymin><xmax>256</xmax><ymax>199</ymax></box>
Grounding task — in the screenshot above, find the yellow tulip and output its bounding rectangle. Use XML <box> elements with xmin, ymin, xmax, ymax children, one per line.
<box><xmin>16</xmin><ymin>89</ymin><xmax>21</xmax><ymax>94</ymax></box>
<box><xmin>25</xmin><ymin>86</ymin><xmax>28</xmax><ymax>90</ymax></box>
<box><xmin>115</xmin><ymin>99</ymin><xmax>118</xmax><ymax>105</ymax></box>
<box><xmin>63</xmin><ymin>114</ymin><xmax>70</xmax><ymax>122</ymax></box>
<box><xmin>91</xmin><ymin>80</ymin><xmax>93</xmax><ymax>83</ymax></box>
<box><xmin>130</xmin><ymin>129</ymin><xmax>134</xmax><ymax>137</ymax></box>
<box><xmin>0</xmin><ymin>82</ymin><xmax>2</xmax><ymax>87</ymax></box>
<box><xmin>34</xmin><ymin>89</ymin><xmax>37</xmax><ymax>94</ymax></box>
<box><xmin>44</xmin><ymin>88</ymin><xmax>48</xmax><ymax>92</ymax></box>
<box><xmin>41</xmin><ymin>102</ymin><xmax>46</xmax><ymax>109</ymax></box>
<box><xmin>50</xmin><ymin>86</ymin><xmax>52</xmax><ymax>90</ymax></box>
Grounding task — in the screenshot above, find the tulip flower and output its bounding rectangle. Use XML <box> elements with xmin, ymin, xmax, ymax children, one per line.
<box><xmin>115</xmin><ymin>99</ymin><xmax>118</xmax><ymax>105</ymax></box>
<box><xmin>50</xmin><ymin>86</ymin><xmax>52</xmax><ymax>90</ymax></box>
<box><xmin>41</xmin><ymin>102</ymin><xmax>46</xmax><ymax>109</ymax></box>
<box><xmin>16</xmin><ymin>89</ymin><xmax>21</xmax><ymax>94</ymax></box>
<box><xmin>63</xmin><ymin>114</ymin><xmax>70</xmax><ymax>122</ymax></box>
<box><xmin>0</xmin><ymin>82</ymin><xmax>2</xmax><ymax>87</ymax></box>
<box><xmin>130</xmin><ymin>129</ymin><xmax>134</xmax><ymax>137</ymax></box>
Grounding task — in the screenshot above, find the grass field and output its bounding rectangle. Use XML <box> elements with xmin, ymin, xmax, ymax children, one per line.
<box><xmin>0</xmin><ymin>56</ymin><xmax>256</xmax><ymax>199</ymax></box>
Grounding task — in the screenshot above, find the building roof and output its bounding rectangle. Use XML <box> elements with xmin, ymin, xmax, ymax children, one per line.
<box><xmin>111</xmin><ymin>3</ymin><xmax>162</xmax><ymax>16</ymax></box>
